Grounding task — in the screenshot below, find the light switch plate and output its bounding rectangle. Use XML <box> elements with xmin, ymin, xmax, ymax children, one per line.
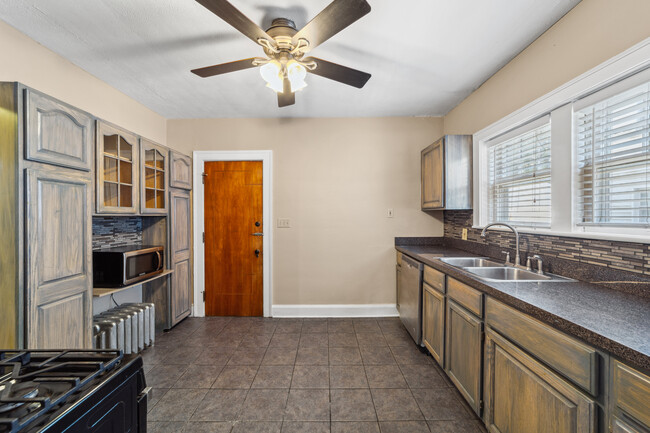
<box><xmin>387</xmin><ymin>208</ymin><xmax>394</xmax><ymax>218</ymax></box>
<box><xmin>277</xmin><ymin>218</ymin><xmax>291</xmax><ymax>228</ymax></box>
<box><xmin>462</xmin><ymin>228</ymin><xmax>468</xmax><ymax>240</ymax></box>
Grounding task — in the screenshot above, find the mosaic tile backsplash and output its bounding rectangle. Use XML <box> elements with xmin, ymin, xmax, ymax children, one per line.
<box><xmin>92</xmin><ymin>217</ymin><xmax>142</xmax><ymax>250</ymax></box>
<box><xmin>444</xmin><ymin>210</ymin><xmax>650</xmax><ymax>276</ymax></box>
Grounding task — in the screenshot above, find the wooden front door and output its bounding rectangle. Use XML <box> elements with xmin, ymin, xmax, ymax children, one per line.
<box><xmin>204</xmin><ymin>161</ymin><xmax>263</xmax><ymax>316</ymax></box>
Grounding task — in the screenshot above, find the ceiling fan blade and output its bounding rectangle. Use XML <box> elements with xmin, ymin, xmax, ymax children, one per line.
<box><xmin>191</xmin><ymin>58</ymin><xmax>258</xmax><ymax>77</ymax></box>
<box><xmin>278</xmin><ymin>78</ymin><xmax>295</xmax><ymax>107</ymax></box>
<box><xmin>304</xmin><ymin>57</ymin><xmax>371</xmax><ymax>88</ymax></box>
<box><xmin>196</xmin><ymin>0</ymin><xmax>273</xmax><ymax>45</ymax></box>
<box><xmin>292</xmin><ymin>0</ymin><xmax>370</xmax><ymax>50</ymax></box>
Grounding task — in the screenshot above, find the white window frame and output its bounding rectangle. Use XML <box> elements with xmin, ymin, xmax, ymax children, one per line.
<box><xmin>473</xmin><ymin>37</ymin><xmax>650</xmax><ymax>242</ymax></box>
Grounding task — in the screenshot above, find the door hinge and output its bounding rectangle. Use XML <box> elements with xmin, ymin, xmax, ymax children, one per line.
<box><xmin>202</xmin><ymin>291</ymin><xmax>205</xmax><ymax>302</ymax></box>
<box><xmin>202</xmin><ymin>232</ymin><xmax>205</xmax><ymax>243</ymax></box>
<box><xmin>202</xmin><ymin>172</ymin><xmax>207</xmax><ymax>184</ymax></box>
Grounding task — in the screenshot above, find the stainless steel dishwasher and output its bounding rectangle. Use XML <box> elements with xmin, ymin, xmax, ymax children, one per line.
<box><xmin>398</xmin><ymin>254</ymin><xmax>424</xmax><ymax>346</ymax></box>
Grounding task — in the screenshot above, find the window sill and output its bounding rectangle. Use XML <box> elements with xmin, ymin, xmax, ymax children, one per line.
<box><xmin>471</xmin><ymin>225</ymin><xmax>650</xmax><ymax>244</ymax></box>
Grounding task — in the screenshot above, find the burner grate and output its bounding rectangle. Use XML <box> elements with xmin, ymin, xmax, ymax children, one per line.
<box><xmin>0</xmin><ymin>350</ymin><xmax>122</xmax><ymax>433</ymax></box>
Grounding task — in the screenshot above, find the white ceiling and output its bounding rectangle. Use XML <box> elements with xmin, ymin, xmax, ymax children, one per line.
<box><xmin>0</xmin><ymin>0</ymin><xmax>580</xmax><ymax>118</ymax></box>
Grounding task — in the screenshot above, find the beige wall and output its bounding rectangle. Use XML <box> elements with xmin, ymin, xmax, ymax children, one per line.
<box><xmin>168</xmin><ymin>117</ymin><xmax>444</xmax><ymax>305</ymax></box>
<box><xmin>0</xmin><ymin>20</ymin><xmax>166</xmax><ymax>144</ymax></box>
<box><xmin>444</xmin><ymin>0</ymin><xmax>650</xmax><ymax>135</ymax></box>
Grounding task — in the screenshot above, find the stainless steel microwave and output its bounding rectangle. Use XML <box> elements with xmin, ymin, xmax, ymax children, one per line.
<box><xmin>93</xmin><ymin>246</ymin><xmax>164</xmax><ymax>287</ymax></box>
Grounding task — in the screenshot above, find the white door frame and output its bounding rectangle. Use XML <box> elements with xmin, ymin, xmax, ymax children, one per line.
<box><xmin>192</xmin><ymin>150</ymin><xmax>273</xmax><ymax>317</ymax></box>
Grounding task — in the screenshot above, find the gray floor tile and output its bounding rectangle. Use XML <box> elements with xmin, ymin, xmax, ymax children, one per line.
<box><xmin>284</xmin><ymin>389</ymin><xmax>330</xmax><ymax>421</ymax></box>
<box><xmin>252</xmin><ymin>365</ymin><xmax>294</xmax><ymax>389</ymax></box>
<box><xmin>241</xmin><ymin>389</ymin><xmax>289</xmax><ymax>421</ymax></box>
<box><xmin>182</xmin><ymin>421</ymin><xmax>234</xmax><ymax>433</ymax></box>
<box><xmin>399</xmin><ymin>365</ymin><xmax>448</xmax><ymax>389</ymax></box>
<box><xmin>291</xmin><ymin>365</ymin><xmax>329</xmax><ymax>388</ymax></box>
<box><xmin>231</xmin><ymin>421</ymin><xmax>282</xmax><ymax>433</ymax></box>
<box><xmin>269</xmin><ymin>333</ymin><xmax>301</xmax><ymax>349</ymax></box>
<box><xmin>355</xmin><ymin>333</ymin><xmax>387</xmax><ymax>348</ymax></box>
<box><xmin>212</xmin><ymin>366</ymin><xmax>258</xmax><ymax>389</ymax></box>
<box><xmin>371</xmin><ymin>389</ymin><xmax>424</xmax><ymax>421</ymax></box>
<box><xmin>328</xmin><ymin>320</ymin><xmax>355</xmax><ymax>333</ymax></box>
<box><xmin>275</xmin><ymin>321</ymin><xmax>303</xmax><ymax>333</ymax></box>
<box><xmin>353</xmin><ymin>320</ymin><xmax>381</xmax><ymax>333</ymax></box>
<box><xmin>240</xmin><ymin>333</ymin><xmax>273</xmax><ymax>348</ymax></box>
<box><xmin>384</xmin><ymin>332</ymin><xmax>416</xmax><ymax>347</ymax></box>
<box><xmin>329</xmin><ymin>347</ymin><xmax>363</xmax><ymax>365</ymax></box>
<box><xmin>148</xmin><ymin>388</ymin><xmax>207</xmax><ymax>421</ymax></box>
<box><xmin>147</xmin><ymin>387</ymin><xmax>169</xmax><ymax>412</ymax></box>
<box><xmin>379</xmin><ymin>421</ymin><xmax>431</xmax><ymax>433</ymax></box>
<box><xmin>331</xmin><ymin>422</ymin><xmax>380</xmax><ymax>433</ymax></box>
<box><xmin>281</xmin><ymin>421</ymin><xmax>330</xmax><ymax>433</ymax></box>
<box><xmin>262</xmin><ymin>347</ymin><xmax>297</xmax><ymax>365</ymax></box>
<box><xmin>427</xmin><ymin>420</ymin><xmax>486</xmax><ymax>433</ymax></box>
<box><xmin>411</xmin><ymin>388</ymin><xmax>474</xmax><ymax>421</ymax></box>
<box><xmin>365</xmin><ymin>365</ymin><xmax>408</xmax><ymax>388</ymax></box>
<box><xmin>161</xmin><ymin>345</ymin><xmax>204</xmax><ymax>364</ymax></box>
<box><xmin>174</xmin><ymin>364</ymin><xmax>223</xmax><ymax>389</ymax></box>
<box><xmin>295</xmin><ymin>346</ymin><xmax>329</xmax><ymax>365</ymax></box>
<box><xmin>330</xmin><ymin>366</ymin><xmax>368</xmax><ymax>388</ymax></box>
<box><xmin>148</xmin><ymin>421</ymin><xmax>187</xmax><ymax>433</ymax></box>
<box><xmin>329</xmin><ymin>333</ymin><xmax>359</xmax><ymax>347</ymax></box>
<box><xmin>299</xmin><ymin>333</ymin><xmax>329</xmax><ymax>348</ymax></box>
<box><xmin>193</xmin><ymin>347</ymin><xmax>233</xmax><ymax>366</ymax></box>
<box><xmin>301</xmin><ymin>320</ymin><xmax>328</xmax><ymax>333</ymax></box>
<box><xmin>227</xmin><ymin>347</ymin><xmax>267</xmax><ymax>366</ymax></box>
<box><xmin>146</xmin><ymin>363</ymin><xmax>188</xmax><ymax>388</ymax></box>
<box><xmin>360</xmin><ymin>346</ymin><xmax>396</xmax><ymax>365</ymax></box>
<box><xmin>330</xmin><ymin>389</ymin><xmax>377</xmax><ymax>421</ymax></box>
<box><xmin>390</xmin><ymin>345</ymin><xmax>433</xmax><ymax>366</ymax></box>
<box><xmin>191</xmin><ymin>389</ymin><xmax>247</xmax><ymax>422</ymax></box>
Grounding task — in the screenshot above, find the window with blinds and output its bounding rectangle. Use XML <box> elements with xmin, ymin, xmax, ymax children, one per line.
<box><xmin>575</xmin><ymin>79</ymin><xmax>650</xmax><ymax>227</ymax></box>
<box><xmin>487</xmin><ymin>122</ymin><xmax>552</xmax><ymax>228</ymax></box>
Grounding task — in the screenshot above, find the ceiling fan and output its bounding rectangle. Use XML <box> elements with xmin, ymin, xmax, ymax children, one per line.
<box><xmin>191</xmin><ymin>0</ymin><xmax>372</xmax><ymax>107</ymax></box>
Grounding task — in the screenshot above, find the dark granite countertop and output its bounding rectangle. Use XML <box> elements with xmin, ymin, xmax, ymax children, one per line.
<box><xmin>396</xmin><ymin>244</ymin><xmax>650</xmax><ymax>372</ymax></box>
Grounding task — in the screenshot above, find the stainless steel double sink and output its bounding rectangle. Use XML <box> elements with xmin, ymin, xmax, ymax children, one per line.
<box><xmin>438</xmin><ymin>257</ymin><xmax>572</xmax><ymax>282</ymax></box>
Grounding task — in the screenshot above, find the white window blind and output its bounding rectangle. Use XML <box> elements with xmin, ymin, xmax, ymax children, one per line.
<box><xmin>575</xmin><ymin>78</ymin><xmax>650</xmax><ymax>227</ymax></box>
<box><xmin>487</xmin><ymin>121</ymin><xmax>552</xmax><ymax>228</ymax></box>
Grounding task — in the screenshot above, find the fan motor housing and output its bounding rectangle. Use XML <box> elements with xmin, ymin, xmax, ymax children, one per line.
<box><xmin>266</xmin><ymin>18</ymin><xmax>298</xmax><ymax>48</ymax></box>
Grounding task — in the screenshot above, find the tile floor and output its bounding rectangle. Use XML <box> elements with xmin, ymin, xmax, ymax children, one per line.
<box><xmin>144</xmin><ymin>317</ymin><xmax>487</xmax><ymax>433</ymax></box>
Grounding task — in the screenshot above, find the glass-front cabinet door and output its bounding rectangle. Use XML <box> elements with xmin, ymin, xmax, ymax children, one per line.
<box><xmin>96</xmin><ymin>121</ymin><xmax>139</xmax><ymax>214</ymax></box>
<box><xmin>140</xmin><ymin>139</ymin><xmax>168</xmax><ymax>214</ymax></box>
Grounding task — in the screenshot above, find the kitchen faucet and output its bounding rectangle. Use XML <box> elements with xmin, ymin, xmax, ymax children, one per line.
<box><xmin>481</xmin><ymin>222</ymin><xmax>521</xmax><ymax>268</ymax></box>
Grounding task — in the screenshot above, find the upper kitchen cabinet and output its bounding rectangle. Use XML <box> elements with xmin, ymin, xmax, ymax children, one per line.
<box><xmin>169</xmin><ymin>151</ymin><xmax>192</xmax><ymax>190</ymax></box>
<box><xmin>421</xmin><ymin>135</ymin><xmax>472</xmax><ymax>210</ymax></box>
<box><xmin>25</xmin><ymin>89</ymin><xmax>94</xmax><ymax>171</ymax></box>
<box><xmin>140</xmin><ymin>139</ymin><xmax>168</xmax><ymax>214</ymax></box>
<box><xmin>96</xmin><ymin>121</ymin><xmax>139</xmax><ymax>214</ymax></box>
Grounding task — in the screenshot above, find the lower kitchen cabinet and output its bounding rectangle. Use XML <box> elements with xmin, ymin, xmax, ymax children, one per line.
<box><xmin>422</xmin><ymin>282</ymin><xmax>445</xmax><ymax>367</ymax></box>
<box><xmin>484</xmin><ymin>329</ymin><xmax>597</xmax><ymax>433</ymax></box>
<box><xmin>445</xmin><ymin>299</ymin><xmax>483</xmax><ymax>415</ymax></box>
<box><xmin>171</xmin><ymin>258</ymin><xmax>191</xmax><ymax>325</ymax></box>
<box><xmin>169</xmin><ymin>188</ymin><xmax>192</xmax><ymax>327</ymax></box>
<box><xmin>610</xmin><ymin>359</ymin><xmax>650</xmax><ymax>432</ymax></box>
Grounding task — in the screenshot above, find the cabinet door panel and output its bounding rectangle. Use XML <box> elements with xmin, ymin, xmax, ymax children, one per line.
<box><xmin>171</xmin><ymin>258</ymin><xmax>191</xmax><ymax>325</ymax></box>
<box><xmin>611</xmin><ymin>360</ymin><xmax>650</xmax><ymax>430</ymax></box>
<box><xmin>445</xmin><ymin>299</ymin><xmax>482</xmax><ymax>414</ymax></box>
<box><xmin>170</xmin><ymin>190</ymin><xmax>191</xmax><ymax>263</ymax></box>
<box><xmin>170</xmin><ymin>151</ymin><xmax>192</xmax><ymax>190</ymax></box>
<box><xmin>423</xmin><ymin>283</ymin><xmax>445</xmax><ymax>367</ymax></box>
<box><xmin>484</xmin><ymin>329</ymin><xmax>596</xmax><ymax>433</ymax></box>
<box><xmin>25</xmin><ymin>168</ymin><xmax>92</xmax><ymax>348</ymax></box>
<box><xmin>140</xmin><ymin>139</ymin><xmax>168</xmax><ymax>214</ymax></box>
<box><xmin>421</xmin><ymin>139</ymin><xmax>444</xmax><ymax>209</ymax></box>
<box><xmin>25</xmin><ymin>89</ymin><xmax>93</xmax><ymax>171</ymax></box>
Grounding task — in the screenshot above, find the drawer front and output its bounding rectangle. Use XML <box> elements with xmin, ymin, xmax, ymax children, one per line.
<box><xmin>611</xmin><ymin>360</ymin><xmax>650</xmax><ymax>428</ymax></box>
<box><xmin>447</xmin><ymin>277</ymin><xmax>482</xmax><ymax>317</ymax></box>
<box><xmin>423</xmin><ymin>265</ymin><xmax>445</xmax><ymax>293</ymax></box>
<box><xmin>486</xmin><ymin>298</ymin><xmax>598</xmax><ymax>395</ymax></box>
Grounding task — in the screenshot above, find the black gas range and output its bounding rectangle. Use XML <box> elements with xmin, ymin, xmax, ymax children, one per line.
<box><xmin>0</xmin><ymin>350</ymin><xmax>149</xmax><ymax>433</ymax></box>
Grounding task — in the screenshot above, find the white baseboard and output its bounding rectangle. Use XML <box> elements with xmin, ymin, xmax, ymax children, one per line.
<box><xmin>271</xmin><ymin>304</ymin><xmax>399</xmax><ymax>318</ymax></box>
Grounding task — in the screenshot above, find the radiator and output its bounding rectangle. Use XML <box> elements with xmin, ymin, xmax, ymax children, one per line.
<box><xmin>93</xmin><ymin>302</ymin><xmax>155</xmax><ymax>354</ymax></box>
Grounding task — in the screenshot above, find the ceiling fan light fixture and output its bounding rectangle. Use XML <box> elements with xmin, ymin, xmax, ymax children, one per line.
<box><xmin>260</xmin><ymin>60</ymin><xmax>284</xmax><ymax>92</ymax></box>
<box><xmin>287</xmin><ymin>60</ymin><xmax>307</xmax><ymax>92</ymax></box>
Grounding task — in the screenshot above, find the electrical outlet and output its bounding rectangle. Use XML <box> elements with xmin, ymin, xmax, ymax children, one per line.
<box><xmin>462</xmin><ymin>228</ymin><xmax>468</xmax><ymax>240</ymax></box>
<box><xmin>277</xmin><ymin>218</ymin><xmax>291</xmax><ymax>228</ymax></box>
<box><xmin>387</xmin><ymin>208</ymin><xmax>394</xmax><ymax>218</ymax></box>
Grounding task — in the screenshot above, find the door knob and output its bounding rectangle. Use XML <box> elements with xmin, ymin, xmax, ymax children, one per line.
<box><xmin>255</xmin><ymin>249</ymin><xmax>260</xmax><ymax>257</ymax></box>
